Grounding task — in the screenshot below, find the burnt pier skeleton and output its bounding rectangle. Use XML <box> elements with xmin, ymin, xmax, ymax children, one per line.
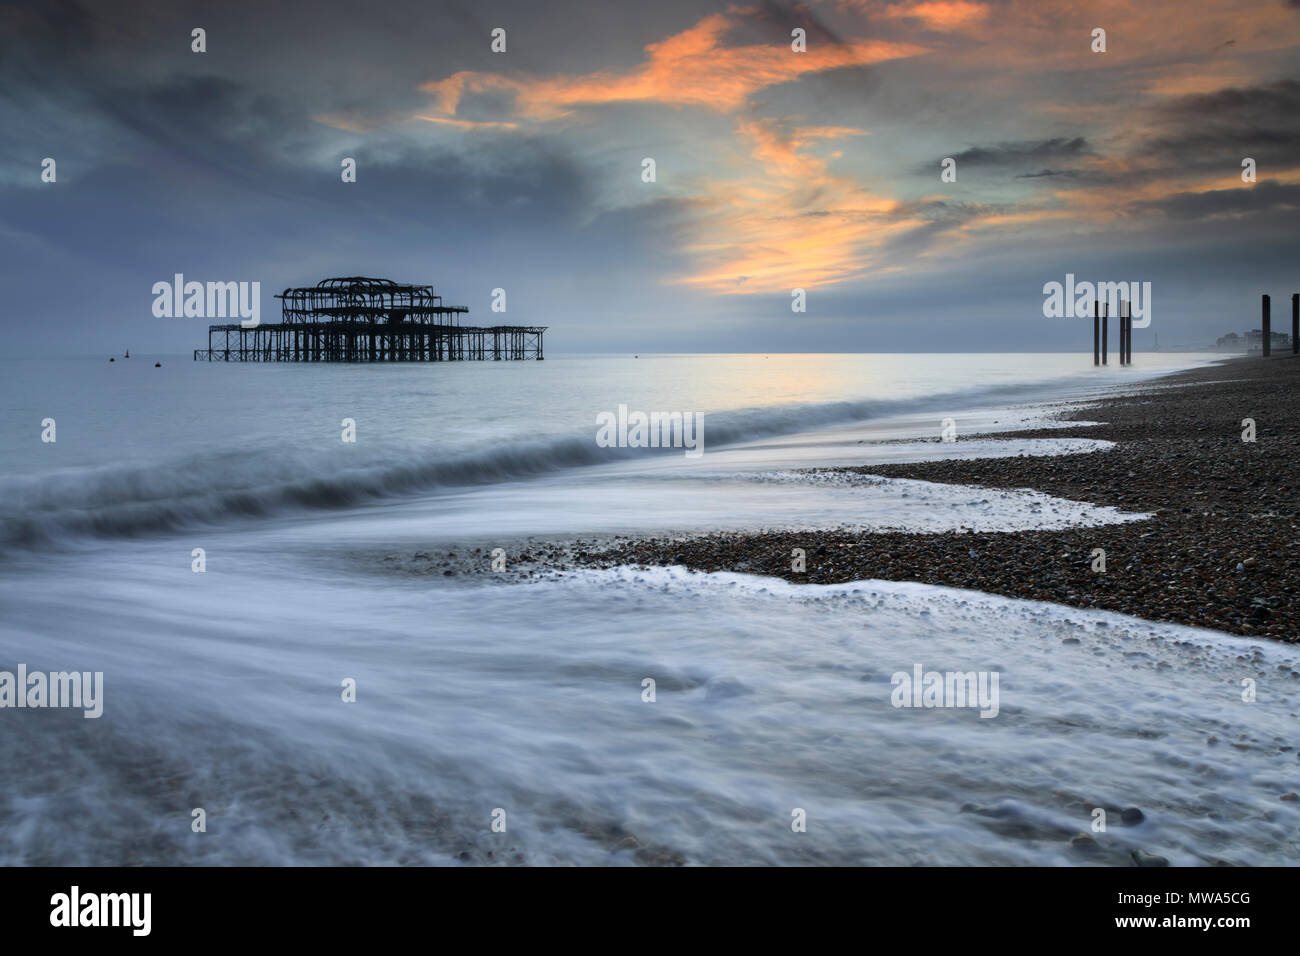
<box><xmin>193</xmin><ymin>276</ymin><xmax>545</xmax><ymax>362</ymax></box>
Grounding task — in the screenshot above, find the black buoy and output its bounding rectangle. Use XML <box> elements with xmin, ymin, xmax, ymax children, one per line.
<box><xmin>109</xmin><ymin>357</ymin><xmax>115</xmax><ymax>362</ymax></box>
<box><xmin>154</xmin><ymin>361</ymin><xmax>161</xmax><ymax>367</ymax></box>
<box><xmin>125</xmin><ymin>350</ymin><xmax>130</xmax><ymax>358</ymax></box>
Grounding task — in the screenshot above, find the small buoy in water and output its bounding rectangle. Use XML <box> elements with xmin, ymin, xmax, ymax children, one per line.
<box><xmin>125</xmin><ymin>350</ymin><xmax>130</xmax><ymax>358</ymax></box>
<box><xmin>109</xmin><ymin>357</ymin><xmax>115</xmax><ymax>362</ymax></box>
<box><xmin>154</xmin><ymin>361</ymin><xmax>161</xmax><ymax>367</ymax></box>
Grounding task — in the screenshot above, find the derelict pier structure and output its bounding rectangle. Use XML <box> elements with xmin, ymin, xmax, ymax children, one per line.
<box><xmin>193</xmin><ymin>276</ymin><xmax>545</xmax><ymax>362</ymax></box>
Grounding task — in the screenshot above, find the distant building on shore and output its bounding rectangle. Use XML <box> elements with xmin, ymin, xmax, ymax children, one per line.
<box><xmin>1215</xmin><ymin>329</ymin><xmax>1292</xmax><ymax>352</ymax></box>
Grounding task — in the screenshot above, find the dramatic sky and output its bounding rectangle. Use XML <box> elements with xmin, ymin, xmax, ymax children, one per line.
<box><xmin>1</xmin><ymin>0</ymin><xmax>1297</xmax><ymax>354</ymax></box>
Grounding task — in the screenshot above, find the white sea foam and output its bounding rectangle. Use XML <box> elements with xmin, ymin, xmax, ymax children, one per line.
<box><xmin>4</xmin><ymin>351</ymin><xmax>1265</xmax><ymax>867</ymax></box>
<box><xmin>0</xmin><ymin>561</ymin><xmax>1294</xmax><ymax>865</ymax></box>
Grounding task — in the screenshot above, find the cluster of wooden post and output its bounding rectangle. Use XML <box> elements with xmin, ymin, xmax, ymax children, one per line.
<box><xmin>1259</xmin><ymin>293</ymin><xmax>1300</xmax><ymax>357</ymax></box>
<box><xmin>1093</xmin><ymin>294</ymin><xmax>1299</xmax><ymax>364</ymax></box>
<box><xmin>1091</xmin><ymin>300</ymin><xmax>1132</xmax><ymax>366</ymax></box>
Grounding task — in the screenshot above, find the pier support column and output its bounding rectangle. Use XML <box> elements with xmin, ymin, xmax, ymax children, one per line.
<box><xmin>1118</xmin><ymin>302</ymin><xmax>1125</xmax><ymax>366</ymax></box>
<box><xmin>1263</xmin><ymin>294</ymin><xmax>1271</xmax><ymax>357</ymax></box>
<box><xmin>1093</xmin><ymin>301</ymin><xmax>1099</xmax><ymax>365</ymax></box>
<box><xmin>1122</xmin><ymin>301</ymin><xmax>1131</xmax><ymax>365</ymax></box>
<box><xmin>1101</xmin><ymin>303</ymin><xmax>1108</xmax><ymax>365</ymax></box>
<box><xmin>1292</xmin><ymin>293</ymin><xmax>1298</xmax><ymax>355</ymax></box>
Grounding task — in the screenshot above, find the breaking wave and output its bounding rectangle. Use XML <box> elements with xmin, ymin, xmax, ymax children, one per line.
<box><xmin>0</xmin><ymin>378</ymin><xmax>1102</xmax><ymax>548</ymax></box>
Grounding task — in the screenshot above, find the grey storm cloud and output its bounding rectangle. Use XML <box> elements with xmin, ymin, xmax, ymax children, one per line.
<box><xmin>1137</xmin><ymin>80</ymin><xmax>1300</xmax><ymax>159</ymax></box>
<box><xmin>0</xmin><ymin>0</ymin><xmax>1297</xmax><ymax>355</ymax></box>
<box><xmin>1131</xmin><ymin>180</ymin><xmax>1300</xmax><ymax>221</ymax></box>
<box><xmin>945</xmin><ymin>137</ymin><xmax>1094</xmax><ymax>169</ymax></box>
<box><xmin>1016</xmin><ymin>168</ymin><xmax>1087</xmax><ymax>180</ymax></box>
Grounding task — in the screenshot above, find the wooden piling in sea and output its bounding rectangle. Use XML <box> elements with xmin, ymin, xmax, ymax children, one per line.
<box><xmin>1093</xmin><ymin>301</ymin><xmax>1099</xmax><ymax>365</ymax></box>
<box><xmin>1118</xmin><ymin>301</ymin><xmax>1125</xmax><ymax>366</ymax></box>
<box><xmin>1123</xmin><ymin>301</ymin><xmax>1132</xmax><ymax>365</ymax></box>
<box><xmin>1101</xmin><ymin>303</ymin><xmax>1108</xmax><ymax>365</ymax></box>
<box><xmin>1262</xmin><ymin>294</ymin><xmax>1271</xmax><ymax>357</ymax></box>
<box><xmin>1292</xmin><ymin>293</ymin><xmax>1298</xmax><ymax>355</ymax></box>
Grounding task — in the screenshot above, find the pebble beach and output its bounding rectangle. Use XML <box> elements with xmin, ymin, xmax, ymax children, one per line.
<box><xmin>569</xmin><ymin>354</ymin><xmax>1300</xmax><ymax>641</ymax></box>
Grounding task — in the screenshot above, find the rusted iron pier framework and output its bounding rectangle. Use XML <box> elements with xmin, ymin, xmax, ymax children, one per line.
<box><xmin>194</xmin><ymin>276</ymin><xmax>545</xmax><ymax>362</ymax></box>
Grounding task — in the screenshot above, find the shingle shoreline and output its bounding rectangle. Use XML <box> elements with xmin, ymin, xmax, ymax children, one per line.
<box><xmin>576</xmin><ymin>355</ymin><xmax>1300</xmax><ymax>642</ymax></box>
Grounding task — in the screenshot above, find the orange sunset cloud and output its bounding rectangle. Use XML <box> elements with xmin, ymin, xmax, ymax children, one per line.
<box><xmin>882</xmin><ymin>1</ymin><xmax>990</xmax><ymax>30</ymax></box>
<box><xmin>419</xmin><ymin>11</ymin><xmax>925</xmax><ymax>121</ymax></box>
<box><xmin>676</xmin><ymin>119</ymin><xmax>919</xmax><ymax>292</ymax></box>
<box><xmin>400</xmin><ymin>1</ymin><xmax>1300</xmax><ymax>297</ymax></box>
